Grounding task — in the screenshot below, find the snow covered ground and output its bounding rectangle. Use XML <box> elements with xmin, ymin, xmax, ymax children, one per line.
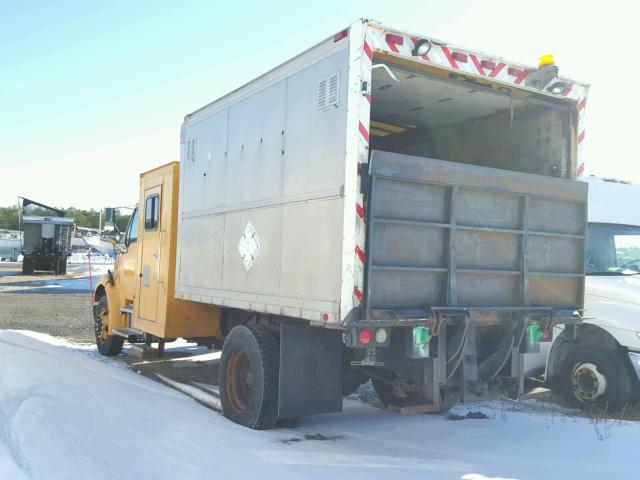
<box><xmin>0</xmin><ymin>330</ymin><xmax>637</xmax><ymax>480</ymax></box>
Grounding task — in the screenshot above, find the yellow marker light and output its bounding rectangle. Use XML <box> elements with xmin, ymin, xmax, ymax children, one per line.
<box><xmin>538</xmin><ymin>54</ymin><xmax>555</xmax><ymax>68</ymax></box>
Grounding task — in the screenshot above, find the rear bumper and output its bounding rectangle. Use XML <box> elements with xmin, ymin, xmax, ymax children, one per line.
<box><xmin>357</xmin><ymin>307</ymin><xmax>581</xmax><ymax>328</ymax></box>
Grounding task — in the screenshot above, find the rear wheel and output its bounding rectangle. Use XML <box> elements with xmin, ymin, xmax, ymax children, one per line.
<box><xmin>219</xmin><ymin>324</ymin><xmax>279</xmax><ymax>429</ymax></box>
<box><xmin>56</xmin><ymin>257</ymin><xmax>67</xmax><ymax>275</ymax></box>
<box><xmin>94</xmin><ymin>295</ymin><xmax>124</xmax><ymax>356</ymax></box>
<box><xmin>560</xmin><ymin>347</ymin><xmax>632</xmax><ymax>412</ymax></box>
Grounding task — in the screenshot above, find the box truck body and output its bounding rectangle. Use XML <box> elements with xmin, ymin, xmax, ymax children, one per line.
<box><xmin>175</xmin><ymin>20</ymin><xmax>588</xmax><ymax>325</ymax></box>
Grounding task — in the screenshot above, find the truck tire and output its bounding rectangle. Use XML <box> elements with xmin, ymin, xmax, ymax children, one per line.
<box><xmin>22</xmin><ymin>256</ymin><xmax>34</xmax><ymax>275</ymax></box>
<box><xmin>219</xmin><ymin>324</ymin><xmax>279</xmax><ymax>429</ymax></box>
<box><xmin>94</xmin><ymin>296</ymin><xmax>124</xmax><ymax>356</ymax></box>
<box><xmin>560</xmin><ymin>347</ymin><xmax>632</xmax><ymax>412</ymax></box>
<box><xmin>56</xmin><ymin>257</ymin><xmax>67</xmax><ymax>275</ymax></box>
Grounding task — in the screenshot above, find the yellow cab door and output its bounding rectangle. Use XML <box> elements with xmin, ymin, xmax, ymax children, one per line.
<box><xmin>138</xmin><ymin>186</ymin><xmax>161</xmax><ymax>322</ymax></box>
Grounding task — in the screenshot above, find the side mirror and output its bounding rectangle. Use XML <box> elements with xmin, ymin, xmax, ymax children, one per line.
<box><xmin>114</xmin><ymin>243</ymin><xmax>128</xmax><ymax>255</ymax></box>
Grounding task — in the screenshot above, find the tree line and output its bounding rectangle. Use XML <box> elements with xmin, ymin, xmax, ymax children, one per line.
<box><xmin>0</xmin><ymin>205</ymin><xmax>131</xmax><ymax>232</ymax></box>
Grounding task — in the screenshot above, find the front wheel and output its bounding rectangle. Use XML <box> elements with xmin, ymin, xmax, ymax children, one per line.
<box><xmin>219</xmin><ymin>324</ymin><xmax>279</xmax><ymax>429</ymax></box>
<box><xmin>560</xmin><ymin>347</ymin><xmax>633</xmax><ymax>412</ymax></box>
<box><xmin>94</xmin><ymin>295</ymin><xmax>124</xmax><ymax>356</ymax></box>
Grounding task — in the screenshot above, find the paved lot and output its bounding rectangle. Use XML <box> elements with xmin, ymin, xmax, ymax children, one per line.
<box><xmin>0</xmin><ymin>262</ymin><xmax>95</xmax><ymax>342</ymax></box>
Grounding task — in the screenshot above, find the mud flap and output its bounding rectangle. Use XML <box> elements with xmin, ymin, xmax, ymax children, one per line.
<box><xmin>278</xmin><ymin>323</ymin><xmax>343</xmax><ymax>419</ymax></box>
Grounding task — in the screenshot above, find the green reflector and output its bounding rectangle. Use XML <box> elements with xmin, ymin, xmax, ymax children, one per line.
<box><xmin>529</xmin><ymin>324</ymin><xmax>544</xmax><ymax>342</ymax></box>
<box><xmin>414</xmin><ymin>326</ymin><xmax>431</xmax><ymax>345</ymax></box>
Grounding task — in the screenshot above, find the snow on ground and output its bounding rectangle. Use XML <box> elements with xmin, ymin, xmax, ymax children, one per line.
<box><xmin>0</xmin><ymin>330</ymin><xmax>637</xmax><ymax>480</ymax></box>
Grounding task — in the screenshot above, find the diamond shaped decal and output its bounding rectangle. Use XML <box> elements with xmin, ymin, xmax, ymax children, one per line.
<box><xmin>238</xmin><ymin>222</ymin><xmax>261</xmax><ymax>272</ymax></box>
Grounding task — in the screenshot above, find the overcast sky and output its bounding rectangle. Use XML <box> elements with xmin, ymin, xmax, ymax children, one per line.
<box><xmin>1</xmin><ymin>0</ymin><xmax>637</xmax><ymax>209</ymax></box>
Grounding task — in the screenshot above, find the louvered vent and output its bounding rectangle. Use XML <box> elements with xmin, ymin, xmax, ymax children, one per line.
<box><xmin>186</xmin><ymin>137</ymin><xmax>197</xmax><ymax>161</ymax></box>
<box><xmin>317</xmin><ymin>72</ymin><xmax>340</xmax><ymax>111</ymax></box>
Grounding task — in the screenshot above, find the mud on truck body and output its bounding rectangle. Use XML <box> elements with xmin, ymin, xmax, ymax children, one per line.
<box><xmin>94</xmin><ymin>19</ymin><xmax>589</xmax><ymax>429</ymax></box>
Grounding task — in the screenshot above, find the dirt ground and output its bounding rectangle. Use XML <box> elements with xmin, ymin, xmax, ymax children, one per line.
<box><xmin>0</xmin><ymin>293</ymin><xmax>94</xmax><ymax>342</ymax></box>
<box><xmin>0</xmin><ymin>262</ymin><xmax>95</xmax><ymax>342</ymax></box>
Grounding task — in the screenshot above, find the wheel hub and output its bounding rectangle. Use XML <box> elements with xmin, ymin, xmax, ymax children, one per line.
<box><xmin>226</xmin><ymin>349</ymin><xmax>252</xmax><ymax>413</ymax></box>
<box><xmin>572</xmin><ymin>362</ymin><xmax>607</xmax><ymax>402</ymax></box>
<box><xmin>94</xmin><ymin>306</ymin><xmax>109</xmax><ymax>342</ymax></box>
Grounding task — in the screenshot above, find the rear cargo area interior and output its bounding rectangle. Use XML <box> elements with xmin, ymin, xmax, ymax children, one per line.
<box><xmin>369</xmin><ymin>58</ymin><xmax>574</xmax><ymax>178</ymax></box>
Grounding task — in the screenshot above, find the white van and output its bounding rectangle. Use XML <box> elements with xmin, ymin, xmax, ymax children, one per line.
<box><xmin>526</xmin><ymin>177</ymin><xmax>640</xmax><ymax>410</ymax></box>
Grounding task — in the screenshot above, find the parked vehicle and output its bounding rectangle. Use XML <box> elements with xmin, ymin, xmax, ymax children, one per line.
<box><xmin>525</xmin><ymin>177</ymin><xmax>640</xmax><ymax>410</ymax></box>
<box><xmin>20</xmin><ymin>198</ymin><xmax>74</xmax><ymax>275</ymax></box>
<box><xmin>94</xmin><ymin>19</ymin><xmax>589</xmax><ymax>429</ymax></box>
<box><xmin>0</xmin><ymin>230</ymin><xmax>21</xmax><ymax>261</ymax></box>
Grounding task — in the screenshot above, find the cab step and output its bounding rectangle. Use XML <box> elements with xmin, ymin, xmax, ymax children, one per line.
<box><xmin>112</xmin><ymin>327</ymin><xmax>144</xmax><ymax>340</ymax></box>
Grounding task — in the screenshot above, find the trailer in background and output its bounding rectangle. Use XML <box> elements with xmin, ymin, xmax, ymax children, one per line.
<box><xmin>20</xmin><ymin>197</ymin><xmax>74</xmax><ymax>275</ymax></box>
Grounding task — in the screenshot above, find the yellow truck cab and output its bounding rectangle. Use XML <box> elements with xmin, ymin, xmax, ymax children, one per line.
<box><xmin>93</xmin><ymin>162</ymin><xmax>220</xmax><ymax>356</ymax></box>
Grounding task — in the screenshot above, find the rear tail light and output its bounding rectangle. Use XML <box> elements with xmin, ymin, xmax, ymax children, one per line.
<box><xmin>358</xmin><ymin>328</ymin><xmax>372</xmax><ymax>345</ymax></box>
<box><xmin>529</xmin><ymin>324</ymin><xmax>552</xmax><ymax>342</ymax></box>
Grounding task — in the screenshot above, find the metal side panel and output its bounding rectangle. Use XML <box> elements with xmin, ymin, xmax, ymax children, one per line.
<box><xmin>365</xmin><ymin>151</ymin><xmax>588</xmax><ymax>317</ymax></box>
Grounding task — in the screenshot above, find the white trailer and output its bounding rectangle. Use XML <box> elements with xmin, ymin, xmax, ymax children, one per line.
<box><xmin>175</xmin><ymin>19</ymin><xmax>589</xmax><ymax>427</ymax></box>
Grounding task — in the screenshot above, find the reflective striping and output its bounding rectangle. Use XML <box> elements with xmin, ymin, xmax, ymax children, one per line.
<box><xmin>488</xmin><ymin>62</ymin><xmax>505</xmax><ymax>78</ymax></box>
<box><xmin>578</xmin><ymin>131</ymin><xmax>585</xmax><ymax>144</ymax></box>
<box><xmin>578</xmin><ymin>98</ymin><xmax>587</xmax><ymax>112</ymax></box>
<box><xmin>469</xmin><ymin>54</ymin><xmax>486</xmax><ymax>76</ymax></box>
<box><xmin>358</xmin><ymin>121</ymin><xmax>369</xmax><ymax>143</ymax></box>
<box><xmin>363</xmin><ymin>41</ymin><xmax>373</xmax><ymax>60</ymax></box>
<box><xmin>441</xmin><ymin>46</ymin><xmax>458</xmax><ymax>69</ymax></box>
<box><xmin>577</xmin><ymin>163</ymin><xmax>585</xmax><ymax>177</ymax></box>
<box><xmin>364</xmin><ymin>93</ymin><xmax>372</xmax><ymax>103</ymax></box>
<box><xmin>353</xmin><ymin>286</ymin><xmax>364</xmax><ymax>301</ymax></box>
<box><xmin>355</xmin><ymin>245</ymin><xmax>366</xmax><ymax>263</ymax></box>
<box><xmin>356</xmin><ymin>202</ymin><xmax>366</xmax><ymax>221</ymax></box>
<box><xmin>511</xmin><ymin>69</ymin><xmax>530</xmax><ymax>84</ymax></box>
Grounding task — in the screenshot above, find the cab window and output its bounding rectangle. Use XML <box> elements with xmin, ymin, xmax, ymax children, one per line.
<box><xmin>125</xmin><ymin>208</ymin><xmax>138</xmax><ymax>247</ymax></box>
<box><xmin>145</xmin><ymin>194</ymin><xmax>160</xmax><ymax>231</ymax></box>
